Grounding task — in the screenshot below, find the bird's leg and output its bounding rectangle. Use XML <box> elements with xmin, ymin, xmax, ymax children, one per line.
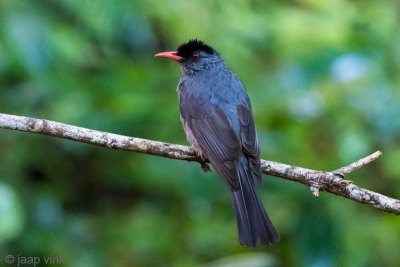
<box><xmin>189</xmin><ymin>143</ymin><xmax>211</xmax><ymax>173</ymax></box>
<box><xmin>196</xmin><ymin>150</ymin><xmax>211</xmax><ymax>173</ymax></box>
<box><xmin>200</xmin><ymin>160</ymin><xmax>211</xmax><ymax>173</ymax></box>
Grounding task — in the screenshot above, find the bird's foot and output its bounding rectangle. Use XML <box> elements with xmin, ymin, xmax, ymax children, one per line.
<box><xmin>200</xmin><ymin>162</ymin><xmax>211</xmax><ymax>173</ymax></box>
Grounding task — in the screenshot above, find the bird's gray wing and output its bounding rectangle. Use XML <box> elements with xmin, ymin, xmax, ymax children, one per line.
<box><xmin>187</xmin><ymin>109</ymin><xmax>242</xmax><ymax>190</ymax></box>
<box><xmin>237</xmin><ymin>105</ymin><xmax>262</xmax><ymax>183</ymax></box>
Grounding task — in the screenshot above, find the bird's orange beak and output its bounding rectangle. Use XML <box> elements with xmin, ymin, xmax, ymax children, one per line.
<box><xmin>155</xmin><ymin>51</ymin><xmax>182</xmax><ymax>61</ymax></box>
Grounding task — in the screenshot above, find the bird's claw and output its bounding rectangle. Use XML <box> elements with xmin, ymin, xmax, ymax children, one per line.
<box><xmin>201</xmin><ymin>162</ymin><xmax>211</xmax><ymax>173</ymax></box>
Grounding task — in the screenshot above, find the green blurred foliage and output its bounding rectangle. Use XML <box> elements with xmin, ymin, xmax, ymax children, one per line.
<box><xmin>0</xmin><ymin>0</ymin><xmax>400</xmax><ymax>266</ymax></box>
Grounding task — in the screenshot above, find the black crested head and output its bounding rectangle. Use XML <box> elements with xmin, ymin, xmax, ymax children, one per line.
<box><xmin>176</xmin><ymin>39</ymin><xmax>216</xmax><ymax>58</ymax></box>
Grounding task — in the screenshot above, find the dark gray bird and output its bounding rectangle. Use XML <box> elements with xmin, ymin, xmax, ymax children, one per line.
<box><xmin>155</xmin><ymin>40</ymin><xmax>279</xmax><ymax>246</ymax></box>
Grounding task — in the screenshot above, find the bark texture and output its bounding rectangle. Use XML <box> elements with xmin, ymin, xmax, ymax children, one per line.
<box><xmin>1</xmin><ymin>113</ymin><xmax>399</xmax><ymax>215</ymax></box>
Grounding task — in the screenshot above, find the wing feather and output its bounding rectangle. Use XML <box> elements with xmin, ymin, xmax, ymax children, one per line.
<box><xmin>188</xmin><ymin>110</ymin><xmax>241</xmax><ymax>189</ymax></box>
<box><xmin>237</xmin><ymin>105</ymin><xmax>262</xmax><ymax>182</ymax></box>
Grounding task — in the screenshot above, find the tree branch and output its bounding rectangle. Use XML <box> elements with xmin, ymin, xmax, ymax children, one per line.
<box><xmin>334</xmin><ymin>151</ymin><xmax>383</xmax><ymax>175</ymax></box>
<box><xmin>1</xmin><ymin>113</ymin><xmax>399</xmax><ymax>215</ymax></box>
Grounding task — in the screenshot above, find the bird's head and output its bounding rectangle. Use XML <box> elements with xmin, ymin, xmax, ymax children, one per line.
<box><xmin>155</xmin><ymin>39</ymin><xmax>222</xmax><ymax>75</ymax></box>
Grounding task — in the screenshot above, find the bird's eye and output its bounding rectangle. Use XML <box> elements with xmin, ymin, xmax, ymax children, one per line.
<box><xmin>192</xmin><ymin>52</ymin><xmax>200</xmax><ymax>61</ymax></box>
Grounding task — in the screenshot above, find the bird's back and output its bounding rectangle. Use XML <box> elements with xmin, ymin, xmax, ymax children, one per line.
<box><xmin>178</xmin><ymin>63</ymin><xmax>251</xmax><ymax>134</ymax></box>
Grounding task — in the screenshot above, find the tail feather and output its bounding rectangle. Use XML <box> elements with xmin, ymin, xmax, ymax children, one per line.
<box><xmin>232</xmin><ymin>161</ymin><xmax>279</xmax><ymax>246</ymax></box>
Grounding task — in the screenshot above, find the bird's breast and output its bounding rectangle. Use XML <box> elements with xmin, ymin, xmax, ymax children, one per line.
<box><xmin>180</xmin><ymin>115</ymin><xmax>205</xmax><ymax>160</ymax></box>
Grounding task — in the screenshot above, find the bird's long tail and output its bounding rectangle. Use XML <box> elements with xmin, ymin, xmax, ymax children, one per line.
<box><xmin>232</xmin><ymin>160</ymin><xmax>279</xmax><ymax>246</ymax></box>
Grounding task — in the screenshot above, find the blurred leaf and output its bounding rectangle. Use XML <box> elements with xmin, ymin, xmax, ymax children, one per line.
<box><xmin>0</xmin><ymin>184</ymin><xmax>24</xmax><ymax>245</ymax></box>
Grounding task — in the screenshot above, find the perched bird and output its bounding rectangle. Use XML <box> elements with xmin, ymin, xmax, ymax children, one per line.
<box><xmin>155</xmin><ymin>40</ymin><xmax>279</xmax><ymax>246</ymax></box>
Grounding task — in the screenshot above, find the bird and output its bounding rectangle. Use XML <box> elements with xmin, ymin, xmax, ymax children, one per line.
<box><xmin>155</xmin><ymin>39</ymin><xmax>279</xmax><ymax>247</ymax></box>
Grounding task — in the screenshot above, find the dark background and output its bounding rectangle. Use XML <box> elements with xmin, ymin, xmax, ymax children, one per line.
<box><xmin>1</xmin><ymin>1</ymin><xmax>400</xmax><ymax>266</ymax></box>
